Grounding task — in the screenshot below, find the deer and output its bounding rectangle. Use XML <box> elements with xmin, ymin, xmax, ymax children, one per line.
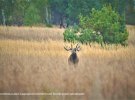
<box><xmin>64</xmin><ymin>44</ymin><xmax>81</xmax><ymax>67</ymax></box>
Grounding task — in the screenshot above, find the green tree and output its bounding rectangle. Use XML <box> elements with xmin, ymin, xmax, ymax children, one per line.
<box><xmin>0</xmin><ymin>0</ymin><xmax>15</xmax><ymax>25</ymax></box>
<box><xmin>126</xmin><ymin>0</ymin><xmax>135</xmax><ymax>24</ymax></box>
<box><xmin>32</xmin><ymin>0</ymin><xmax>51</xmax><ymax>24</ymax></box>
<box><xmin>80</xmin><ymin>6</ymin><xmax>128</xmax><ymax>45</ymax></box>
<box><xmin>24</xmin><ymin>4</ymin><xmax>41</xmax><ymax>26</ymax></box>
<box><xmin>67</xmin><ymin>0</ymin><xmax>102</xmax><ymax>23</ymax></box>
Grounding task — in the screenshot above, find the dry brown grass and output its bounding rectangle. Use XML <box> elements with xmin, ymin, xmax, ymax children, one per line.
<box><xmin>0</xmin><ymin>25</ymin><xmax>135</xmax><ymax>100</ymax></box>
<box><xmin>0</xmin><ymin>26</ymin><xmax>64</xmax><ymax>41</ymax></box>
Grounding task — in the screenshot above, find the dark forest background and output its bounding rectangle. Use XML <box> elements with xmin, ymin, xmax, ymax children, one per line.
<box><xmin>0</xmin><ymin>0</ymin><xmax>135</xmax><ymax>26</ymax></box>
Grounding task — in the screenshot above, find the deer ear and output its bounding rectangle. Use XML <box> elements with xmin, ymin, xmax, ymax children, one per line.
<box><xmin>77</xmin><ymin>47</ymin><xmax>81</xmax><ymax>51</ymax></box>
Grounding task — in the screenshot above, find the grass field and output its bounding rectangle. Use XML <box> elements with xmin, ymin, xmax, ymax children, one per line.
<box><xmin>0</xmin><ymin>25</ymin><xmax>135</xmax><ymax>100</ymax></box>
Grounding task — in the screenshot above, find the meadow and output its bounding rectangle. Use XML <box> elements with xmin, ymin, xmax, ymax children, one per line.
<box><xmin>0</xmin><ymin>25</ymin><xmax>135</xmax><ymax>100</ymax></box>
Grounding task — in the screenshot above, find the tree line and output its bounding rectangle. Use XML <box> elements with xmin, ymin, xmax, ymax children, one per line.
<box><xmin>0</xmin><ymin>0</ymin><xmax>135</xmax><ymax>26</ymax></box>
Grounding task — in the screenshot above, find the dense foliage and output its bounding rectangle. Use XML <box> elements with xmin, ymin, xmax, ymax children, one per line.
<box><xmin>0</xmin><ymin>0</ymin><xmax>135</xmax><ymax>26</ymax></box>
<box><xmin>24</xmin><ymin>5</ymin><xmax>41</xmax><ymax>26</ymax></box>
<box><xmin>63</xmin><ymin>6</ymin><xmax>128</xmax><ymax>46</ymax></box>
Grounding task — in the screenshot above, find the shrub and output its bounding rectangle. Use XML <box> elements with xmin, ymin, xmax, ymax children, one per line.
<box><xmin>63</xmin><ymin>27</ymin><xmax>78</xmax><ymax>43</ymax></box>
<box><xmin>63</xmin><ymin>5</ymin><xmax>128</xmax><ymax>46</ymax></box>
<box><xmin>79</xmin><ymin>5</ymin><xmax>128</xmax><ymax>45</ymax></box>
<box><xmin>78</xmin><ymin>29</ymin><xmax>103</xmax><ymax>44</ymax></box>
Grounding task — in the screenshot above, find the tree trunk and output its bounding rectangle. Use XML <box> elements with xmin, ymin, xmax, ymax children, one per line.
<box><xmin>45</xmin><ymin>7</ymin><xmax>49</xmax><ymax>24</ymax></box>
<box><xmin>49</xmin><ymin>8</ymin><xmax>52</xmax><ymax>24</ymax></box>
<box><xmin>2</xmin><ymin>9</ymin><xmax>6</xmax><ymax>25</ymax></box>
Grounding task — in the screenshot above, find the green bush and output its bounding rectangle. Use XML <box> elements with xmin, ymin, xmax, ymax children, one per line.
<box><xmin>79</xmin><ymin>29</ymin><xmax>93</xmax><ymax>44</ymax></box>
<box><xmin>63</xmin><ymin>28</ymin><xmax>78</xmax><ymax>43</ymax></box>
<box><xmin>63</xmin><ymin>5</ymin><xmax>128</xmax><ymax>46</ymax></box>
<box><xmin>79</xmin><ymin>5</ymin><xmax>128</xmax><ymax>45</ymax></box>
<box><xmin>79</xmin><ymin>29</ymin><xmax>102</xmax><ymax>43</ymax></box>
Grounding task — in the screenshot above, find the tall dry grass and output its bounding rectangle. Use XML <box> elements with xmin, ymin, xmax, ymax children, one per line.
<box><xmin>0</xmin><ymin>26</ymin><xmax>64</xmax><ymax>41</ymax></box>
<box><xmin>0</xmin><ymin>25</ymin><xmax>135</xmax><ymax>100</ymax></box>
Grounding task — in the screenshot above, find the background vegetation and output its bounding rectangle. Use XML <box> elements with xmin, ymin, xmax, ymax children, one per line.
<box><xmin>0</xmin><ymin>0</ymin><xmax>135</xmax><ymax>26</ymax></box>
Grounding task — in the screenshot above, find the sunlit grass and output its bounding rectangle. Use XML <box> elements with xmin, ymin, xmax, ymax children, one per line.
<box><xmin>0</xmin><ymin>26</ymin><xmax>64</xmax><ymax>41</ymax></box>
<box><xmin>0</xmin><ymin>25</ymin><xmax>135</xmax><ymax>100</ymax></box>
<box><xmin>0</xmin><ymin>39</ymin><xmax>135</xmax><ymax>60</ymax></box>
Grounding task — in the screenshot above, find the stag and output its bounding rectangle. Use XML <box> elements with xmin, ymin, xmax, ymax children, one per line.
<box><xmin>64</xmin><ymin>44</ymin><xmax>81</xmax><ymax>66</ymax></box>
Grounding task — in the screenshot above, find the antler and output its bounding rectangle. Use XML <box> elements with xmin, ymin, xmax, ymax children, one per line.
<box><xmin>64</xmin><ymin>44</ymin><xmax>72</xmax><ymax>51</ymax></box>
<box><xmin>76</xmin><ymin>43</ymin><xmax>81</xmax><ymax>51</ymax></box>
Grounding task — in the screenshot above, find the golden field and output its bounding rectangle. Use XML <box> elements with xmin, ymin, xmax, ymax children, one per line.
<box><xmin>0</xmin><ymin>25</ymin><xmax>135</xmax><ymax>100</ymax></box>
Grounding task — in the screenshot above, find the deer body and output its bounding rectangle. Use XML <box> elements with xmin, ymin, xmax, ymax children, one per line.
<box><xmin>64</xmin><ymin>44</ymin><xmax>80</xmax><ymax>66</ymax></box>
